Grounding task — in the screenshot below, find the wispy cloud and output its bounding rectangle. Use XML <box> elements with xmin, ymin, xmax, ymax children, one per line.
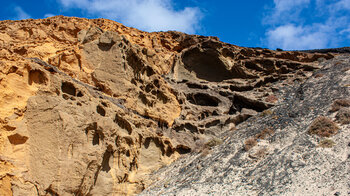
<box><xmin>57</xmin><ymin>0</ymin><xmax>202</xmax><ymax>34</ymax></box>
<box><xmin>266</xmin><ymin>24</ymin><xmax>329</xmax><ymax>50</ymax></box>
<box><xmin>264</xmin><ymin>0</ymin><xmax>310</xmax><ymax>25</ymax></box>
<box><xmin>263</xmin><ymin>0</ymin><xmax>350</xmax><ymax>50</ymax></box>
<box><xmin>335</xmin><ymin>0</ymin><xmax>350</xmax><ymax>10</ymax></box>
<box><xmin>13</xmin><ymin>6</ymin><xmax>31</xmax><ymax>20</ymax></box>
<box><xmin>44</xmin><ymin>13</ymin><xmax>55</xmax><ymax>18</ymax></box>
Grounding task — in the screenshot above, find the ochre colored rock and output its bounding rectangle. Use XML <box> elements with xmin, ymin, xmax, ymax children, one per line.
<box><xmin>0</xmin><ymin>16</ymin><xmax>337</xmax><ymax>195</ymax></box>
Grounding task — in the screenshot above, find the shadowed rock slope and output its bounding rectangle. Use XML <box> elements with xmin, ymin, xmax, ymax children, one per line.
<box><xmin>0</xmin><ymin>16</ymin><xmax>345</xmax><ymax>195</ymax></box>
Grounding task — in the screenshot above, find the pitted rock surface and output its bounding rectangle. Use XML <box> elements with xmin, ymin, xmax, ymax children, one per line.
<box><xmin>140</xmin><ymin>55</ymin><xmax>350</xmax><ymax>196</ymax></box>
<box><xmin>0</xmin><ymin>16</ymin><xmax>346</xmax><ymax>195</ymax></box>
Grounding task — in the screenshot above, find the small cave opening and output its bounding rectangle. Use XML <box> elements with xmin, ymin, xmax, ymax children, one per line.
<box><xmin>233</xmin><ymin>94</ymin><xmax>269</xmax><ymax>112</ymax></box>
<box><xmin>92</xmin><ymin>132</ymin><xmax>100</xmax><ymax>145</ymax></box>
<box><xmin>142</xmin><ymin>66</ymin><xmax>155</xmax><ymax>77</ymax></box>
<box><xmin>96</xmin><ymin>105</ymin><xmax>106</xmax><ymax>116</ymax></box>
<box><xmin>186</xmin><ymin>82</ymin><xmax>209</xmax><ymax>89</ymax></box>
<box><xmin>77</xmin><ymin>91</ymin><xmax>83</xmax><ymax>97</ymax></box>
<box><xmin>182</xmin><ymin>48</ymin><xmax>233</xmax><ymax>82</ymax></box>
<box><xmin>176</xmin><ymin>145</ymin><xmax>191</xmax><ymax>154</ymax></box>
<box><xmin>228</xmin><ymin>104</ymin><xmax>237</xmax><ymax>115</ymax></box>
<box><xmin>61</xmin><ymin>82</ymin><xmax>76</xmax><ymax>96</ymax></box>
<box><xmin>186</xmin><ymin>93</ymin><xmax>220</xmax><ymax>107</ymax></box>
<box><xmin>8</xmin><ymin>133</ymin><xmax>28</xmax><ymax>145</ymax></box>
<box><xmin>14</xmin><ymin>47</ymin><xmax>27</xmax><ymax>55</ymax></box>
<box><xmin>98</xmin><ymin>40</ymin><xmax>115</xmax><ymax>51</ymax></box>
<box><xmin>143</xmin><ymin>137</ymin><xmax>151</xmax><ymax>149</ymax></box>
<box><xmin>184</xmin><ymin>123</ymin><xmax>198</xmax><ymax>133</ymax></box>
<box><xmin>28</xmin><ymin>70</ymin><xmax>48</xmax><ymax>85</ymax></box>
<box><xmin>101</xmin><ymin>151</ymin><xmax>112</xmax><ymax>172</ymax></box>
<box><xmin>205</xmin><ymin>120</ymin><xmax>221</xmax><ymax>128</ymax></box>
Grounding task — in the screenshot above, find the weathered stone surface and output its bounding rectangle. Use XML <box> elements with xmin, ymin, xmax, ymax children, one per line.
<box><xmin>140</xmin><ymin>55</ymin><xmax>350</xmax><ymax>196</ymax></box>
<box><xmin>0</xmin><ymin>16</ymin><xmax>345</xmax><ymax>195</ymax></box>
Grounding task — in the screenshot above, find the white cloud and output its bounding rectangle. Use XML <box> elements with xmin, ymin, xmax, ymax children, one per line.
<box><xmin>44</xmin><ymin>13</ymin><xmax>55</xmax><ymax>18</ymax></box>
<box><xmin>13</xmin><ymin>6</ymin><xmax>31</xmax><ymax>20</ymax></box>
<box><xmin>266</xmin><ymin>24</ymin><xmax>328</xmax><ymax>50</ymax></box>
<box><xmin>263</xmin><ymin>0</ymin><xmax>350</xmax><ymax>49</ymax></box>
<box><xmin>57</xmin><ymin>0</ymin><xmax>202</xmax><ymax>34</ymax></box>
<box><xmin>273</xmin><ymin>0</ymin><xmax>310</xmax><ymax>12</ymax></box>
<box><xmin>264</xmin><ymin>0</ymin><xmax>310</xmax><ymax>25</ymax></box>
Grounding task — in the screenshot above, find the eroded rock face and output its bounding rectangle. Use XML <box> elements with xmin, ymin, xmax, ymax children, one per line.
<box><xmin>163</xmin><ymin>38</ymin><xmax>334</xmax><ymax>152</ymax></box>
<box><xmin>140</xmin><ymin>54</ymin><xmax>350</xmax><ymax>196</ymax></box>
<box><xmin>0</xmin><ymin>16</ymin><xmax>338</xmax><ymax>195</ymax></box>
<box><xmin>4</xmin><ymin>58</ymin><xmax>181</xmax><ymax>195</ymax></box>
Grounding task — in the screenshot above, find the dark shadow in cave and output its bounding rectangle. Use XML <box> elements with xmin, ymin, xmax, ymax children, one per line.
<box><xmin>182</xmin><ymin>48</ymin><xmax>233</xmax><ymax>82</ymax></box>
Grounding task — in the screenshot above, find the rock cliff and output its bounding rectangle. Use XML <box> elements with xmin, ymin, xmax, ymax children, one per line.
<box><xmin>0</xmin><ymin>16</ymin><xmax>347</xmax><ymax>195</ymax></box>
<box><xmin>141</xmin><ymin>55</ymin><xmax>350</xmax><ymax>195</ymax></box>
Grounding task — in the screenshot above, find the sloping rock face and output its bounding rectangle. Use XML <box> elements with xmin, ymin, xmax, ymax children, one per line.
<box><xmin>140</xmin><ymin>56</ymin><xmax>350</xmax><ymax>195</ymax></box>
<box><xmin>0</xmin><ymin>16</ymin><xmax>340</xmax><ymax>195</ymax></box>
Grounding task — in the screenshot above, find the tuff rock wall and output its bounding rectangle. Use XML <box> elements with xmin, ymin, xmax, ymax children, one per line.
<box><xmin>0</xmin><ymin>16</ymin><xmax>335</xmax><ymax>195</ymax></box>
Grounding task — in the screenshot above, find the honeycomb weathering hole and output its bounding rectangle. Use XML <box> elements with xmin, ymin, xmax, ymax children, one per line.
<box><xmin>101</xmin><ymin>151</ymin><xmax>112</xmax><ymax>172</ymax></box>
<box><xmin>93</xmin><ymin>132</ymin><xmax>100</xmax><ymax>145</ymax></box>
<box><xmin>96</xmin><ymin>105</ymin><xmax>106</xmax><ymax>116</ymax></box>
<box><xmin>182</xmin><ymin>48</ymin><xmax>233</xmax><ymax>82</ymax></box>
<box><xmin>114</xmin><ymin>114</ymin><xmax>132</xmax><ymax>134</ymax></box>
<box><xmin>28</xmin><ymin>70</ymin><xmax>48</xmax><ymax>85</ymax></box>
<box><xmin>187</xmin><ymin>93</ymin><xmax>220</xmax><ymax>106</ymax></box>
<box><xmin>8</xmin><ymin>133</ymin><xmax>28</xmax><ymax>145</ymax></box>
<box><xmin>61</xmin><ymin>82</ymin><xmax>76</xmax><ymax>96</ymax></box>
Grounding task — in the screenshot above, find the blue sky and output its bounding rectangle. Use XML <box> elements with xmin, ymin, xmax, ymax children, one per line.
<box><xmin>2</xmin><ymin>0</ymin><xmax>350</xmax><ymax>50</ymax></box>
